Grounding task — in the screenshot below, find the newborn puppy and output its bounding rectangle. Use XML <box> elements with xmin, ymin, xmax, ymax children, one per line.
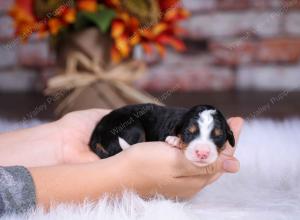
<box><xmin>89</xmin><ymin>104</ymin><xmax>235</xmax><ymax>166</ymax></box>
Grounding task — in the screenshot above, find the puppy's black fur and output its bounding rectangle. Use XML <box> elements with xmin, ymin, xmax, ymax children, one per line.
<box><xmin>89</xmin><ymin>104</ymin><xmax>234</xmax><ymax>158</ymax></box>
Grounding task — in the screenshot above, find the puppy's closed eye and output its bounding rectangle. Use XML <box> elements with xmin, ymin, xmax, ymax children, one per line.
<box><xmin>213</xmin><ymin>128</ymin><xmax>223</xmax><ymax>137</ymax></box>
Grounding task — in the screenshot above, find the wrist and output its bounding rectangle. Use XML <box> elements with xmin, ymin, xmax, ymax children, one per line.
<box><xmin>113</xmin><ymin>150</ymin><xmax>156</xmax><ymax>196</ymax></box>
<box><xmin>89</xmin><ymin>154</ymin><xmax>132</xmax><ymax>197</ymax></box>
<box><xmin>0</xmin><ymin>122</ymin><xmax>62</xmax><ymax>167</ymax></box>
<box><xmin>102</xmin><ymin>151</ymin><xmax>139</xmax><ymax>191</ymax></box>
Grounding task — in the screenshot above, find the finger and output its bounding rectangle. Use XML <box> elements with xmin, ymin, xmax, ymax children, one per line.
<box><xmin>79</xmin><ymin>109</ymin><xmax>111</xmax><ymax>134</ymax></box>
<box><xmin>86</xmin><ymin>109</ymin><xmax>111</xmax><ymax>122</ymax></box>
<box><xmin>222</xmin><ymin>117</ymin><xmax>244</xmax><ymax>156</ymax></box>
<box><xmin>216</xmin><ymin>117</ymin><xmax>243</xmax><ymax>172</ymax></box>
<box><xmin>228</xmin><ymin>117</ymin><xmax>244</xmax><ymax>143</ymax></box>
<box><xmin>208</xmin><ymin>156</ymin><xmax>240</xmax><ymax>177</ymax></box>
<box><xmin>222</xmin><ymin>157</ymin><xmax>240</xmax><ymax>173</ymax></box>
<box><xmin>61</xmin><ymin>109</ymin><xmax>111</xmax><ymax>133</ymax></box>
<box><xmin>207</xmin><ymin>158</ymin><xmax>240</xmax><ymax>184</ymax></box>
<box><xmin>214</xmin><ymin>117</ymin><xmax>243</xmax><ymax>174</ymax></box>
<box><xmin>82</xmin><ymin>109</ymin><xmax>111</xmax><ymax>128</ymax></box>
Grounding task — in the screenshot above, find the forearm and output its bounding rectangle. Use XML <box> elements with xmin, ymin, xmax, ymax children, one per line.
<box><xmin>29</xmin><ymin>153</ymin><xmax>127</xmax><ymax>209</ymax></box>
<box><xmin>0</xmin><ymin>122</ymin><xmax>60</xmax><ymax>167</ymax></box>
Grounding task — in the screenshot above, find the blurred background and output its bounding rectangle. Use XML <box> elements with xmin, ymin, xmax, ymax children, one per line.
<box><xmin>0</xmin><ymin>0</ymin><xmax>299</xmax><ymax>123</ymax></box>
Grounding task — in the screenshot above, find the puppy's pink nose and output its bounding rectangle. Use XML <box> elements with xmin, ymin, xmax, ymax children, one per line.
<box><xmin>195</xmin><ymin>149</ymin><xmax>210</xmax><ymax>160</ymax></box>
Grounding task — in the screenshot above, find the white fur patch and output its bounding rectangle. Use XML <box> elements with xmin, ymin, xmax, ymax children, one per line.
<box><xmin>198</xmin><ymin>109</ymin><xmax>216</xmax><ymax>139</ymax></box>
<box><xmin>118</xmin><ymin>137</ymin><xmax>131</xmax><ymax>150</ymax></box>
<box><xmin>184</xmin><ymin>109</ymin><xmax>218</xmax><ymax>165</ymax></box>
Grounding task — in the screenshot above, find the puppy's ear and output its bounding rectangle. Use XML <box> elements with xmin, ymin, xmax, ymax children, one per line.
<box><xmin>226</xmin><ymin>123</ymin><xmax>235</xmax><ymax>147</ymax></box>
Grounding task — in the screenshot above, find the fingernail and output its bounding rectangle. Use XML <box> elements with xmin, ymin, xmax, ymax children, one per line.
<box><xmin>223</xmin><ymin>160</ymin><xmax>240</xmax><ymax>172</ymax></box>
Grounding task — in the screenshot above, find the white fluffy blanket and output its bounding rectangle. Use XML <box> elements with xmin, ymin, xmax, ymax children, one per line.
<box><xmin>1</xmin><ymin>119</ymin><xmax>300</xmax><ymax>220</ymax></box>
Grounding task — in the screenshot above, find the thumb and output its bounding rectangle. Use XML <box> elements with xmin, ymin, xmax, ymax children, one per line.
<box><xmin>222</xmin><ymin>157</ymin><xmax>240</xmax><ymax>173</ymax></box>
<box><xmin>197</xmin><ymin>156</ymin><xmax>239</xmax><ymax>176</ymax></box>
<box><xmin>217</xmin><ymin>117</ymin><xmax>243</xmax><ymax>172</ymax></box>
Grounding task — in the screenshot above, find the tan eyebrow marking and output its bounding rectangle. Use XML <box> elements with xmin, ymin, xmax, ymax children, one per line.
<box><xmin>188</xmin><ymin>124</ymin><xmax>197</xmax><ymax>133</ymax></box>
<box><xmin>213</xmin><ymin>128</ymin><xmax>223</xmax><ymax>136</ymax></box>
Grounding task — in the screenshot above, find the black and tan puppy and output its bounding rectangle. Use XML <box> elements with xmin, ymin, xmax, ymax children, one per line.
<box><xmin>89</xmin><ymin>104</ymin><xmax>235</xmax><ymax>166</ymax></box>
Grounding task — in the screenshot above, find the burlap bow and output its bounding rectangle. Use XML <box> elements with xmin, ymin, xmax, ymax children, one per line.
<box><xmin>46</xmin><ymin>51</ymin><xmax>163</xmax><ymax>115</ymax></box>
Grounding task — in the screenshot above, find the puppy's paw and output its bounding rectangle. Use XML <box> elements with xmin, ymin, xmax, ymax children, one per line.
<box><xmin>165</xmin><ymin>136</ymin><xmax>182</xmax><ymax>148</ymax></box>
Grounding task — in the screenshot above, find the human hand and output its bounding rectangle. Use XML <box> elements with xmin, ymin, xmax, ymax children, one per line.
<box><xmin>54</xmin><ymin>109</ymin><xmax>110</xmax><ymax>164</ymax></box>
<box><xmin>117</xmin><ymin>117</ymin><xmax>243</xmax><ymax>199</ymax></box>
<box><xmin>24</xmin><ymin>116</ymin><xmax>242</xmax><ymax>209</ymax></box>
<box><xmin>0</xmin><ymin>109</ymin><xmax>110</xmax><ymax>167</ymax></box>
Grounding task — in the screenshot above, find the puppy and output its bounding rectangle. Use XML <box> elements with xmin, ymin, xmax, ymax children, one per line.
<box><xmin>89</xmin><ymin>104</ymin><xmax>235</xmax><ymax>166</ymax></box>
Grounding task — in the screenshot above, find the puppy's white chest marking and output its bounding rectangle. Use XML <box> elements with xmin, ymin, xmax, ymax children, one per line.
<box><xmin>118</xmin><ymin>137</ymin><xmax>131</xmax><ymax>150</ymax></box>
<box><xmin>198</xmin><ymin>110</ymin><xmax>216</xmax><ymax>140</ymax></box>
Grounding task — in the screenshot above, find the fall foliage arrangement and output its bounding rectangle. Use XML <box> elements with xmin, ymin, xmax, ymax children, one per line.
<box><xmin>10</xmin><ymin>0</ymin><xmax>189</xmax><ymax>63</ymax></box>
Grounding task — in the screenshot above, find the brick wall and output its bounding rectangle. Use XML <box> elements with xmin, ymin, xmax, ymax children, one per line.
<box><xmin>137</xmin><ymin>0</ymin><xmax>300</xmax><ymax>91</ymax></box>
<box><xmin>1</xmin><ymin>0</ymin><xmax>300</xmax><ymax>92</ymax></box>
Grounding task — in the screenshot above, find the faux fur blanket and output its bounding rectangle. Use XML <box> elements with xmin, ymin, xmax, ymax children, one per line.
<box><xmin>1</xmin><ymin>119</ymin><xmax>300</xmax><ymax>220</ymax></box>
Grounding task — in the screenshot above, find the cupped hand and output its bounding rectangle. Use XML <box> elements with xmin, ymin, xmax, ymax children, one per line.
<box><xmin>118</xmin><ymin>117</ymin><xmax>243</xmax><ymax>199</ymax></box>
<box><xmin>54</xmin><ymin>108</ymin><xmax>242</xmax><ymax>180</ymax></box>
<box><xmin>54</xmin><ymin>109</ymin><xmax>110</xmax><ymax>164</ymax></box>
